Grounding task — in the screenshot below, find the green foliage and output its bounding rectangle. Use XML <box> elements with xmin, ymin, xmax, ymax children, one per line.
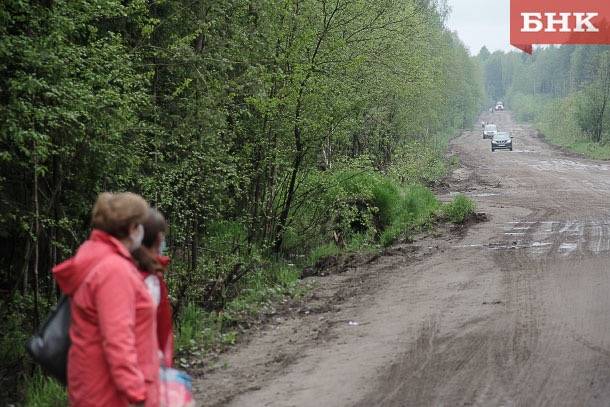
<box><xmin>307</xmin><ymin>243</ymin><xmax>341</xmax><ymax>266</ymax></box>
<box><xmin>174</xmin><ymin>303</ymin><xmax>207</xmax><ymax>353</ymax></box>
<box><xmin>1</xmin><ymin>0</ymin><xmax>483</xmax><ymax>298</ymax></box>
<box><xmin>25</xmin><ymin>371</ymin><xmax>67</xmax><ymax>407</ymax></box>
<box><xmin>175</xmin><ymin>261</ymin><xmax>302</xmax><ymax>359</ymax></box>
<box><xmin>0</xmin><ymin>296</ymin><xmax>30</xmax><ymax>372</ymax></box>
<box><xmin>174</xmin><ymin>304</ymin><xmax>239</xmax><ymax>365</ymax></box>
<box><xmin>289</xmin><ymin>165</ymin><xmax>441</xmax><ymax>251</ymax></box>
<box><xmin>508</xmin><ymin>91</ymin><xmax>610</xmax><ymax>159</ymax></box>
<box><xmin>386</xmin><ymin>141</ymin><xmax>447</xmax><ymax>186</ymax></box>
<box><xmin>442</xmin><ymin>194</ymin><xmax>476</xmax><ymax>224</ymax></box>
<box><xmin>379</xmin><ymin>185</ymin><xmax>440</xmax><ymax>247</ymax></box>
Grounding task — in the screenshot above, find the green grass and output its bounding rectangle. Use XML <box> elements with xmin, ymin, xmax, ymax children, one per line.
<box><xmin>546</xmin><ymin>138</ymin><xmax>610</xmax><ymax>160</ymax></box>
<box><xmin>175</xmin><ymin>303</ymin><xmax>208</xmax><ymax>352</ymax></box>
<box><xmin>174</xmin><ymin>262</ymin><xmax>304</xmax><ymax>362</ymax></box>
<box><xmin>442</xmin><ymin>194</ymin><xmax>476</xmax><ymax>224</ymax></box>
<box><xmin>307</xmin><ymin>243</ymin><xmax>341</xmax><ymax>265</ymax></box>
<box><xmin>379</xmin><ymin>185</ymin><xmax>440</xmax><ymax>247</ymax></box>
<box><xmin>25</xmin><ymin>371</ymin><xmax>67</xmax><ymax>407</ymax></box>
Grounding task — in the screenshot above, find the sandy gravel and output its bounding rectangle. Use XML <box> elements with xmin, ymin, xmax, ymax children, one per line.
<box><xmin>195</xmin><ymin>112</ymin><xmax>610</xmax><ymax>406</ymax></box>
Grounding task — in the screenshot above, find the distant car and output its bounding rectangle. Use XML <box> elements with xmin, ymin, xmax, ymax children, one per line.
<box><xmin>491</xmin><ymin>132</ymin><xmax>512</xmax><ymax>152</ymax></box>
<box><xmin>483</xmin><ymin>124</ymin><xmax>498</xmax><ymax>139</ymax></box>
<box><xmin>495</xmin><ymin>101</ymin><xmax>504</xmax><ymax>111</ymax></box>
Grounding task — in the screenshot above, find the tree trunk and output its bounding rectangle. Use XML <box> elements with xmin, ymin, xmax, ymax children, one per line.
<box><xmin>273</xmin><ymin>79</ymin><xmax>306</xmax><ymax>253</ymax></box>
<box><xmin>33</xmin><ymin>146</ymin><xmax>41</xmax><ymax>327</ymax></box>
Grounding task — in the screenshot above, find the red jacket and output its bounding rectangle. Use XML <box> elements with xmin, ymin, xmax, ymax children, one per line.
<box><xmin>53</xmin><ymin>230</ymin><xmax>160</xmax><ymax>407</ymax></box>
<box><xmin>139</xmin><ymin>255</ymin><xmax>174</xmax><ymax>367</ymax></box>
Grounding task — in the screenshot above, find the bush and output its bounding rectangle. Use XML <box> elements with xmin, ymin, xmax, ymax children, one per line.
<box><xmin>175</xmin><ymin>303</ymin><xmax>207</xmax><ymax>352</ymax></box>
<box><xmin>386</xmin><ymin>141</ymin><xmax>447</xmax><ymax>185</ymax></box>
<box><xmin>175</xmin><ymin>261</ymin><xmax>302</xmax><ymax>359</ymax></box>
<box><xmin>307</xmin><ymin>243</ymin><xmax>341</xmax><ymax>266</ymax></box>
<box><xmin>286</xmin><ymin>161</ymin><xmax>443</xmax><ymax>252</ymax></box>
<box><xmin>372</xmin><ymin>178</ymin><xmax>402</xmax><ymax>229</ymax></box>
<box><xmin>442</xmin><ymin>194</ymin><xmax>475</xmax><ymax>224</ymax></box>
<box><xmin>379</xmin><ymin>185</ymin><xmax>440</xmax><ymax>247</ymax></box>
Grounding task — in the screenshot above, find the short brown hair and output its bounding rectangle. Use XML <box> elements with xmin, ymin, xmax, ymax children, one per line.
<box><xmin>91</xmin><ymin>192</ymin><xmax>149</xmax><ymax>238</ymax></box>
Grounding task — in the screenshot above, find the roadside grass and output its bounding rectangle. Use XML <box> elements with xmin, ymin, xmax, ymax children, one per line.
<box><xmin>175</xmin><ymin>180</ymin><xmax>447</xmax><ymax>365</ymax></box>
<box><xmin>509</xmin><ymin>92</ymin><xmax>610</xmax><ymax>160</ymax></box>
<box><xmin>441</xmin><ymin>194</ymin><xmax>476</xmax><ymax>224</ymax></box>
<box><xmin>307</xmin><ymin>243</ymin><xmax>341</xmax><ymax>266</ymax></box>
<box><xmin>379</xmin><ymin>185</ymin><xmax>440</xmax><ymax>247</ymax></box>
<box><xmin>25</xmin><ymin>371</ymin><xmax>67</xmax><ymax>406</ymax></box>
<box><xmin>174</xmin><ymin>261</ymin><xmax>305</xmax><ymax>366</ymax></box>
<box><xmin>549</xmin><ymin>138</ymin><xmax>610</xmax><ymax>160</ymax></box>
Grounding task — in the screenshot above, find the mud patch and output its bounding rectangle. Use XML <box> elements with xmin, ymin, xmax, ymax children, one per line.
<box><xmin>300</xmin><ymin>251</ymin><xmax>378</xmax><ymax>278</ymax></box>
<box><xmin>450</xmin><ymin>212</ymin><xmax>489</xmax><ymax>236</ymax></box>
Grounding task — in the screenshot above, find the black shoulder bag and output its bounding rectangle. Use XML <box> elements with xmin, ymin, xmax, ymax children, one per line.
<box><xmin>26</xmin><ymin>294</ymin><xmax>71</xmax><ymax>385</ymax></box>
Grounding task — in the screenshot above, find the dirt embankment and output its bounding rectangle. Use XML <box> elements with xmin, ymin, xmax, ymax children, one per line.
<box><xmin>195</xmin><ymin>111</ymin><xmax>610</xmax><ymax>406</ymax></box>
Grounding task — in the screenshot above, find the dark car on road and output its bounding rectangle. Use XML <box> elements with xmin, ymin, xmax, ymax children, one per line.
<box><xmin>491</xmin><ymin>132</ymin><xmax>512</xmax><ymax>152</ymax></box>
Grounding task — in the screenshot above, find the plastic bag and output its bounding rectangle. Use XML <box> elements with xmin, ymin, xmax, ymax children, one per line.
<box><xmin>159</xmin><ymin>367</ymin><xmax>195</xmax><ymax>407</ymax></box>
<box><xmin>26</xmin><ymin>295</ymin><xmax>71</xmax><ymax>385</ymax></box>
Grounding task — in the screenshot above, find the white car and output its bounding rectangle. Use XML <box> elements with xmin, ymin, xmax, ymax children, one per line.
<box><xmin>483</xmin><ymin>124</ymin><xmax>498</xmax><ymax>139</ymax></box>
<box><xmin>495</xmin><ymin>102</ymin><xmax>504</xmax><ymax>111</ymax></box>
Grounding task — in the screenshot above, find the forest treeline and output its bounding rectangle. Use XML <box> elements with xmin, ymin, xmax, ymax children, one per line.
<box><xmin>1</xmin><ymin>0</ymin><xmax>482</xmax><ymax>400</ymax></box>
<box><xmin>480</xmin><ymin>45</ymin><xmax>610</xmax><ymax>158</ymax></box>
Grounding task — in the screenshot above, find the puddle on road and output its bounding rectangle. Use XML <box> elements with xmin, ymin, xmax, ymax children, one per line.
<box><xmin>453</xmin><ymin>219</ymin><xmax>610</xmax><ymax>258</ymax></box>
<box><xmin>559</xmin><ymin>243</ymin><xmax>578</xmax><ymax>255</ymax></box>
<box><xmin>529</xmin><ymin>160</ymin><xmax>610</xmax><ymax>173</ymax></box>
<box><xmin>512</xmin><ymin>149</ymin><xmax>537</xmax><ymax>153</ymax></box>
<box><xmin>448</xmin><ymin>191</ymin><xmax>501</xmax><ymax>198</ymax></box>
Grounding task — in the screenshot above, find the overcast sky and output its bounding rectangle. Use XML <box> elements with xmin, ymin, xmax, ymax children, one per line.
<box><xmin>445</xmin><ymin>0</ymin><xmax>512</xmax><ymax>55</ymax></box>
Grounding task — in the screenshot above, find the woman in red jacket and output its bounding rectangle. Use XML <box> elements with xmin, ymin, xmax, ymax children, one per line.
<box><xmin>133</xmin><ymin>208</ymin><xmax>174</xmax><ymax>367</ymax></box>
<box><xmin>53</xmin><ymin>192</ymin><xmax>160</xmax><ymax>407</ymax></box>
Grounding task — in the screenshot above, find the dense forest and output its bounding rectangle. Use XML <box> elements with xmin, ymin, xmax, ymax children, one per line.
<box><xmin>480</xmin><ymin>44</ymin><xmax>610</xmax><ymax>158</ymax></box>
<box><xmin>0</xmin><ymin>0</ymin><xmax>483</xmax><ymax>401</ymax></box>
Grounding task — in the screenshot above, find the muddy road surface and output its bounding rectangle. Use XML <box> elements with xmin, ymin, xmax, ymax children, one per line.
<box><xmin>195</xmin><ymin>112</ymin><xmax>610</xmax><ymax>406</ymax></box>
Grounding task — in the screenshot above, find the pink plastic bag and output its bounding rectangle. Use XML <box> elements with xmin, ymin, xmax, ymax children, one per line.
<box><xmin>159</xmin><ymin>367</ymin><xmax>195</xmax><ymax>407</ymax></box>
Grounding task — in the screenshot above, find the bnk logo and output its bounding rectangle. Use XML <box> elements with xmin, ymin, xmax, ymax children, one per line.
<box><xmin>521</xmin><ymin>13</ymin><xmax>599</xmax><ymax>33</ymax></box>
<box><xmin>510</xmin><ymin>0</ymin><xmax>610</xmax><ymax>54</ymax></box>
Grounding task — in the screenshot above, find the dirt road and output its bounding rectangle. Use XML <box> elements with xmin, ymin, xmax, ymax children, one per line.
<box><xmin>195</xmin><ymin>112</ymin><xmax>610</xmax><ymax>406</ymax></box>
